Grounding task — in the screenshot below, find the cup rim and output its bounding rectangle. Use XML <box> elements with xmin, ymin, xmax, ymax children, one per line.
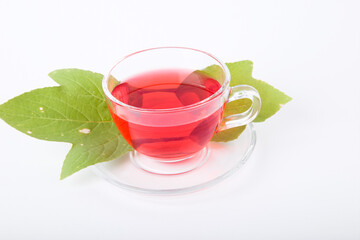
<box><xmin>102</xmin><ymin>46</ymin><xmax>231</xmax><ymax>113</ymax></box>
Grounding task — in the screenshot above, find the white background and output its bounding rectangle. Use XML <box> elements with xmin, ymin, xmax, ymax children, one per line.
<box><xmin>0</xmin><ymin>0</ymin><xmax>359</xmax><ymax>239</ymax></box>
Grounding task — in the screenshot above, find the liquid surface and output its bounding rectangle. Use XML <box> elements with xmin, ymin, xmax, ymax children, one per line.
<box><xmin>111</xmin><ymin>69</ymin><xmax>221</xmax><ymax>109</ymax></box>
<box><xmin>110</xmin><ymin>69</ymin><xmax>224</xmax><ymax>158</ymax></box>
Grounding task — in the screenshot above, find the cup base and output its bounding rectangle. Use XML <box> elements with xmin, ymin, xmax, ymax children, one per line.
<box><xmin>130</xmin><ymin>146</ymin><xmax>210</xmax><ymax>175</ymax></box>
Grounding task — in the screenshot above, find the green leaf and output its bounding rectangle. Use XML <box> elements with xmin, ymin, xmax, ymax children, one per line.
<box><xmin>211</xmin><ymin>126</ymin><xmax>246</xmax><ymax>142</ymax></box>
<box><xmin>211</xmin><ymin>61</ymin><xmax>292</xmax><ymax>141</ymax></box>
<box><xmin>227</xmin><ymin>61</ymin><xmax>292</xmax><ymax>122</ymax></box>
<box><xmin>0</xmin><ymin>62</ymin><xmax>291</xmax><ymax>179</ymax></box>
<box><xmin>197</xmin><ymin>64</ymin><xmax>226</xmax><ymax>84</ymax></box>
<box><xmin>0</xmin><ymin>69</ymin><xmax>132</xmax><ymax>179</ymax></box>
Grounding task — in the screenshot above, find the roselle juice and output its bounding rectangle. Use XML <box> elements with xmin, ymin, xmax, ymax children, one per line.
<box><xmin>109</xmin><ymin>69</ymin><xmax>224</xmax><ymax>159</ymax></box>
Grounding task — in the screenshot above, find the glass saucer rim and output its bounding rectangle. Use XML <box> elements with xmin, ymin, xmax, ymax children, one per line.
<box><xmin>91</xmin><ymin>123</ymin><xmax>256</xmax><ymax>195</ymax></box>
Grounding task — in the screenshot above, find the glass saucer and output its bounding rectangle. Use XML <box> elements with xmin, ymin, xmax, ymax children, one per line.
<box><xmin>92</xmin><ymin>123</ymin><xmax>256</xmax><ymax>195</ymax></box>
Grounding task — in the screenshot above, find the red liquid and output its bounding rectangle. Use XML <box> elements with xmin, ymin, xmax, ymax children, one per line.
<box><xmin>109</xmin><ymin>69</ymin><xmax>223</xmax><ymax>159</ymax></box>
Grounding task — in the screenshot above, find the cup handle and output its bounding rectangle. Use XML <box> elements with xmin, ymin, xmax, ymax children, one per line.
<box><xmin>217</xmin><ymin>85</ymin><xmax>261</xmax><ymax>131</ymax></box>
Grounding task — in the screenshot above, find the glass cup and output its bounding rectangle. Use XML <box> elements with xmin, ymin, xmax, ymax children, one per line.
<box><xmin>102</xmin><ymin>47</ymin><xmax>261</xmax><ymax>174</ymax></box>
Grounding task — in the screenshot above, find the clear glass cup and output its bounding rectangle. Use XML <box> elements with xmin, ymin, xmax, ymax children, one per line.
<box><xmin>102</xmin><ymin>47</ymin><xmax>261</xmax><ymax>174</ymax></box>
